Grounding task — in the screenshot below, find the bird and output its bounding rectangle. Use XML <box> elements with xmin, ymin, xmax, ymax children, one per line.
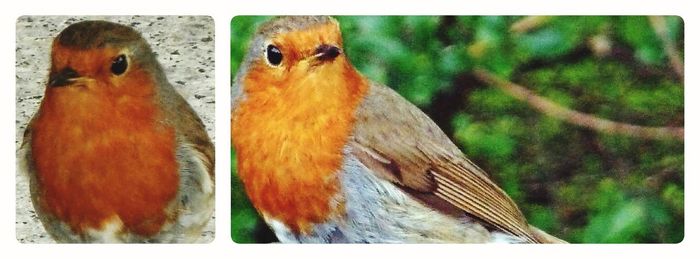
<box><xmin>19</xmin><ymin>20</ymin><xmax>215</xmax><ymax>243</ymax></box>
<box><xmin>231</xmin><ymin>16</ymin><xmax>565</xmax><ymax>244</ymax></box>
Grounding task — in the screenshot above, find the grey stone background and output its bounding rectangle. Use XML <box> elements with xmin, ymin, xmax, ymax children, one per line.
<box><xmin>15</xmin><ymin>16</ymin><xmax>215</xmax><ymax>243</ymax></box>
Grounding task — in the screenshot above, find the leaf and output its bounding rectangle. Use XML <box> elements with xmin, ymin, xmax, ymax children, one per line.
<box><xmin>516</xmin><ymin>27</ymin><xmax>575</xmax><ymax>60</ymax></box>
<box><xmin>584</xmin><ymin>200</ymin><xmax>647</xmax><ymax>243</ymax></box>
<box><xmin>618</xmin><ymin>16</ymin><xmax>665</xmax><ymax>65</ymax></box>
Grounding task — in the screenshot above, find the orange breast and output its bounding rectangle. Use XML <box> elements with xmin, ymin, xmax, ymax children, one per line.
<box><xmin>233</xmin><ymin>59</ymin><xmax>368</xmax><ymax>234</ymax></box>
<box><xmin>31</xmin><ymin>82</ymin><xmax>179</xmax><ymax>236</ymax></box>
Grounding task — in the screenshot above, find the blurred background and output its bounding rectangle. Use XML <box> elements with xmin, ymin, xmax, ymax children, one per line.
<box><xmin>231</xmin><ymin>16</ymin><xmax>684</xmax><ymax>243</ymax></box>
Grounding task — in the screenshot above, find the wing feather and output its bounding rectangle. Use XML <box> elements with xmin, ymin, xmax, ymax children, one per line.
<box><xmin>350</xmin><ymin>81</ymin><xmax>540</xmax><ymax>243</ymax></box>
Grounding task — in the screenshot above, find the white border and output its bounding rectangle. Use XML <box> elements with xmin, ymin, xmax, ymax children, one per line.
<box><xmin>1</xmin><ymin>0</ymin><xmax>696</xmax><ymax>259</ymax></box>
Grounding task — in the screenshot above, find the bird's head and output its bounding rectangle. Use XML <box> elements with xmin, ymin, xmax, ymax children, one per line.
<box><xmin>237</xmin><ymin>16</ymin><xmax>365</xmax><ymax>99</ymax></box>
<box><xmin>47</xmin><ymin>20</ymin><xmax>161</xmax><ymax>98</ymax></box>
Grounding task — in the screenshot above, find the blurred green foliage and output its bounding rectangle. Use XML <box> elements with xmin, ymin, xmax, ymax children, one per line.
<box><xmin>231</xmin><ymin>16</ymin><xmax>684</xmax><ymax>243</ymax></box>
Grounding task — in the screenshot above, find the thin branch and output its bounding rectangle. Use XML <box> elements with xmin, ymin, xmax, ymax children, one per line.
<box><xmin>649</xmin><ymin>16</ymin><xmax>684</xmax><ymax>79</ymax></box>
<box><xmin>474</xmin><ymin>69</ymin><xmax>684</xmax><ymax>141</ymax></box>
<box><xmin>510</xmin><ymin>16</ymin><xmax>552</xmax><ymax>34</ymax></box>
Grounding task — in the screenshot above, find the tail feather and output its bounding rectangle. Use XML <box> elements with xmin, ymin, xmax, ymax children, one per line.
<box><xmin>530</xmin><ymin>225</ymin><xmax>568</xmax><ymax>244</ymax></box>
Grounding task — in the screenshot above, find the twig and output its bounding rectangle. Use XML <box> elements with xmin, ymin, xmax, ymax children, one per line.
<box><xmin>474</xmin><ymin>69</ymin><xmax>684</xmax><ymax>141</ymax></box>
<box><xmin>648</xmin><ymin>16</ymin><xmax>684</xmax><ymax>79</ymax></box>
<box><xmin>510</xmin><ymin>16</ymin><xmax>552</xmax><ymax>34</ymax></box>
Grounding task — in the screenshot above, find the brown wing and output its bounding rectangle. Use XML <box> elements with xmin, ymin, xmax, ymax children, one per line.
<box><xmin>158</xmin><ymin>81</ymin><xmax>215</xmax><ymax>179</ymax></box>
<box><xmin>350</xmin><ymin>81</ymin><xmax>541</xmax><ymax>243</ymax></box>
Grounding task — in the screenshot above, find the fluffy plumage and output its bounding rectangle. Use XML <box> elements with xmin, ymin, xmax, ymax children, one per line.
<box><xmin>20</xmin><ymin>20</ymin><xmax>214</xmax><ymax>243</ymax></box>
<box><xmin>232</xmin><ymin>16</ymin><xmax>564</xmax><ymax>244</ymax></box>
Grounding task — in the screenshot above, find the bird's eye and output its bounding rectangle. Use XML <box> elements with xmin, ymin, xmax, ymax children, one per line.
<box><xmin>266</xmin><ymin>45</ymin><xmax>283</xmax><ymax>66</ymax></box>
<box><xmin>111</xmin><ymin>54</ymin><xmax>128</xmax><ymax>75</ymax></box>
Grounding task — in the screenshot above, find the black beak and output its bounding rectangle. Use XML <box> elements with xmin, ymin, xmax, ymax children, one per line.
<box><xmin>49</xmin><ymin>67</ymin><xmax>79</xmax><ymax>87</ymax></box>
<box><xmin>314</xmin><ymin>44</ymin><xmax>342</xmax><ymax>62</ymax></box>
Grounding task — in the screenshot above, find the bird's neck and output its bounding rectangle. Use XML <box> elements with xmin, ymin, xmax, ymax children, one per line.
<box><xmin>233</xmin><ymin>64</ymin><xmax>368</xmax><ymax>234</ymax></box>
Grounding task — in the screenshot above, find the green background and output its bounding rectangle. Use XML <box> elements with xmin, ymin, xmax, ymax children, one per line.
<box><xmin>231</xmin><ymin>16</ymin><xmax>684</xmax><ymax>243</ymax></box>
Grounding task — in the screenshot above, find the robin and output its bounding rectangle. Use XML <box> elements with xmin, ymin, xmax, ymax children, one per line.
<box><xmin>19</xmin><ymin>20</ymin><xmax>215</xmax><ymax>243</ymax></box>
<box><xmin>232</xmin><ymin>16</ymin><xmax>564</xmax><ymax>243</ymax></box>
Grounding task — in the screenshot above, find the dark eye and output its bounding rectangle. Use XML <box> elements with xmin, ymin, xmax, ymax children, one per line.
<box><xmin>266</xmin><ymin>45</ymin><xmax>283</xmax><ymax>66</ymax></box>
<box><xmin>111</xmin><ymin>55</ymin><xmax>128</xmax><ymax>75</ymax></box>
